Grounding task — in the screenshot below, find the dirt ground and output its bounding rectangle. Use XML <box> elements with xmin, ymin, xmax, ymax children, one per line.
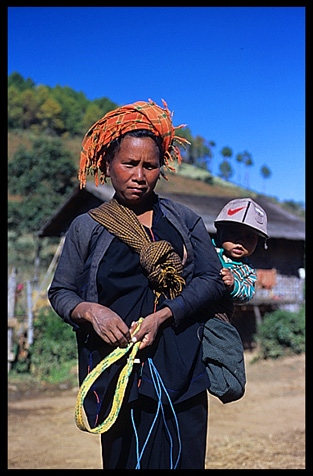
<box><xmin>8</xmin><ymin>352</ymin><xmax>305</xmax><ymax>469</ymax></box>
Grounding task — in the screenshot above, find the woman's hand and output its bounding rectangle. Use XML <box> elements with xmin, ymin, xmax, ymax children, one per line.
<box><xmin>130</xmin><ymin>307</ymin><xmax>173</xmax><ymax>350</ymax></box>
<box><xmin>72</xmin><ymin>302</ymin><xmax>131</xmax><ymax>347</ymax></box>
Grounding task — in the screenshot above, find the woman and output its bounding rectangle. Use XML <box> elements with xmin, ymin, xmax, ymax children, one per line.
<box><xmin>48</xmin><ymin>99</ymin><xmax>225</xmax><ymax>469</ymax></box>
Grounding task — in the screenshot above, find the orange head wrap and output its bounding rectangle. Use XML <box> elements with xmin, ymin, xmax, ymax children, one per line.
<box><xmin>79</xmin><ymin>99</ymin><xmax>190</xmax><ymax>188</ymax></box>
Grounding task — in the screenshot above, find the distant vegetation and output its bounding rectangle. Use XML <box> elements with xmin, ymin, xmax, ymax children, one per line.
<box><xmin>254</xmin><ymin>306</ymin><xmax>305</xmax><ymax>360</ymax></box>
<box><xmin>8</xmin><ymin>71</ymin><xmax>118</xmax><ymax>136</ymax></box>
<box><xmin>8</xmin><ymin>71</ymin><xmax>304</xmax><ymax>273</ymax></box>
<box><xmin>8</xmin><ymin>71</ymin><xmax>278</xmax><ymax>187</ymax></box>
<box><xmin>11</xmin><ymin>306</ymin><xmax>77</xmax><ymax>384</ymax></box>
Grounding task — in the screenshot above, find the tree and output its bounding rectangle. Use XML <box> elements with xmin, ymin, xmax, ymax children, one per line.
<box><xmin>21</xmin><ymin>89</ymin><xmax>38</xmax><ymax>129</ymax></box>
<box><xmin>218</xmin><ymin>146</ymin><xmax>233</xmax><ymax>181</ymax></box>
<box><xmin>94</xmin><ymin>96</ymin><xmax>118</xmax><ymax>116</ymax></box>
<box><xmin>235</xmin><ymin>152</ymin><xmax>244</xmax><ymax>185</ymax></box>
<box><xmin>8</xmin><ymin>72</ymin><xmax>119</xmax><ymax>137</ymax></box>
<box><xmin>37</xmin><ymin>97</ymin><xmax>64</xmax><ymax>134</ymax></box>
<box><xmin>242</xmin><ymin>150</ymin><xmax>253</xmax><ymax>189</ymax></box>
<box><xmin>193</xmin><ymin>135</ymin><xmax>215</xmax><ymax>171</ymax></box>
<box><xmin>219</xmin><ymin>159</ymin><xmax>234</xmax><ymax>181</ymax></box>
<box><xmin>8</xmin><ymin>71</ymin><xmax>35</xmax><ymax>91</ymax></box>
<box><xmin>83</xmin><ymin>103</ymin><xmax>103</xmax><ymax>132</ymax></box>
<box><xmin>8</xmin><ymin>86</ymin><xmax>23</xmax><ymax>129</ymax></box>
<box><xmin>206</xmin><ymin>141</ymin><xmax>216</xmax><ymax>173</ymax></box>
<box><xmin>220</xmin><ymin>146</ymin><xmax>233</xmax><ymax>160</ymax></box>
<box><xmin>8</xmin><ymin>138</ymin><xmax>76</xmax><ymax>234</ymax></box>
<box><xmin>260</xmin><ymin>164</ymin><xmax>272</xmax><ymax>193</ymax></box>
<box><xmin>51</xmin><ymin>85</ymin><xmax>88</xmax><ymax>135</ymax></box>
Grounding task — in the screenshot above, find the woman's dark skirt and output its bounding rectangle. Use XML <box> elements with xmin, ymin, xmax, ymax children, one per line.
<box><xmin>101</xmin><ymin>391</ymin><xmax>208</xmax><ymax>469</ymax></box>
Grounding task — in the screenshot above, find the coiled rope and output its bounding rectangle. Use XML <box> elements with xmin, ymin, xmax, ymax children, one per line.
<box><xmin>75</xmin><ymin>318</ymin><xmax>143</xmax><ymax>434</ymax></box>
<box><xmin>75</xmin><ymin>319</ymin><xmax>181</xmax><ymax>469</ymax></box>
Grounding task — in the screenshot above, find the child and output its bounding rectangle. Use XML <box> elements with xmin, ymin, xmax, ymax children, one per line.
<box><xmin>214</xmin><ymin>197</ymin><xmax>269</xmax><ymax>306</ymax></box>
<box><xmin>201</xmin><ymin>198</ymin><xmax>268</xmax><ymax>403</ymax></box>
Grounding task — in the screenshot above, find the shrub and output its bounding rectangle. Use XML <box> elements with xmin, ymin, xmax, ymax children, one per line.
<box><xmin>29</xmin><ymin>307</ymin><xmax>77</xmax><ymax>382</ymax></box>
<box><xmin>254</xmin><ymin>306</ymin><xmax>305</xmax><ymax>359</ymax></box>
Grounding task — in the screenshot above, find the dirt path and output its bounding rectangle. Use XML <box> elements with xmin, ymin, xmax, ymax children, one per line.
<box><xmin>8</xmin><ymin>352</ymin><xmax>305</xmax><ymax>469</ymax></box>
<box><xmin>206</xmin><ymin>352</ymin><xmax>305</xmax><ymax>469</ymax></box>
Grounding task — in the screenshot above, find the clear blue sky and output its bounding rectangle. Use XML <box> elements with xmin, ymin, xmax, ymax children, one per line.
<box><xmin>8</xmin><ymin>6</ymin><xmax>305</xmax><ymax>204</ymax></box>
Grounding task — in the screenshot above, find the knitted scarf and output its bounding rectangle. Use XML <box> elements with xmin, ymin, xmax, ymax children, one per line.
<box><xmin>89</xmin><ymin>198</ymin><xmax>185</xmax><ymax>299</ymax></box>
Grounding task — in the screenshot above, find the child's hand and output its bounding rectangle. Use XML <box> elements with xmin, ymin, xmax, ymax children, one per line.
<box><xmin>220</xmin><ymin>268</ymin><xmax>235</xmax><ymax>290</ymax></box>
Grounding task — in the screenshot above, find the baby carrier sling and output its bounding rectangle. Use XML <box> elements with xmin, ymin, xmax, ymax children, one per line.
<box><xmin>202</xmin><ymin>243</ymin><xmax>246</xmax><ymax>404</ymax></box>
<box><xmin>201</xmin><ymin>317</ymin><xmax>246</xmax><ymax>403</ymax></box>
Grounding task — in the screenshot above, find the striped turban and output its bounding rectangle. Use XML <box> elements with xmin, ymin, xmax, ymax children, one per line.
<box><xmin>79</xmin><ymin>99</ymin><xmax>190</xmax><ymax>188</ymax></box>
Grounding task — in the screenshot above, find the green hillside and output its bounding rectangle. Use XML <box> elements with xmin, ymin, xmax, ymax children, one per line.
<box><xmin>7</xmin><ymin>129</ymin><xmax>257</xmax><ymax>204</ymax></box>
<box><xmin>8</xmin><ymin>72</ymin><xmax>304</xmax><ymax>274</ymax></box>
<box><xmin>8</xmin><ymin>129</ymin><xmax>304</xmax><ymax>209</ymax></box>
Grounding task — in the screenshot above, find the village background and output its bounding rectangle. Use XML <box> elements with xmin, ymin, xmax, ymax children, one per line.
<box><xmin>8</xmin><ymin>7</ymin><xmax>305</xmax><ymax>470</ymax></box>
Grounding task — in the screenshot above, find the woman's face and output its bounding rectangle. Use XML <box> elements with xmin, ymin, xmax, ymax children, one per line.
<box><xmin>107</xmin><ymin>135</ymin><xmax>161</xmax><ymax>207</ymax></box>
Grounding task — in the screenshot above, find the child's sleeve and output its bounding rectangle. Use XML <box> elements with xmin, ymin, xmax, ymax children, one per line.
<box><xmin>229</xmin><ymin>264</ymin><xmax>257</xmax><ymax>303</ymax></box>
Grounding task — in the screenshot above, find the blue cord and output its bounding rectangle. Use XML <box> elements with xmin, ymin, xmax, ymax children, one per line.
<box><xmin>130</xmin><ymin>358</ymin><xmax>181</xmax><ymax>469</ymax></box>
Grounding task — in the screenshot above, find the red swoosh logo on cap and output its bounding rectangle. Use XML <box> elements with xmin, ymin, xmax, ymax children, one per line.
<box><xmin>227</xmin><ymin>206</ymin><xmax>247</xmax><ymax>216</ymax></box>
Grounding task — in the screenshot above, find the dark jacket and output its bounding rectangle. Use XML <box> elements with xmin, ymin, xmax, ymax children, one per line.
<box><xmin>48</xmin><ymin>196</ymin><xmax>225</xmax><ymax>418</ymax></box>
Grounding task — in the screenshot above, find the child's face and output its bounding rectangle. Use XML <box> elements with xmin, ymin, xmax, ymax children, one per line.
<box><xmin>218</xmin><ymin>223</ymin><xmax>258</xmax><ymax>261</ymax></box>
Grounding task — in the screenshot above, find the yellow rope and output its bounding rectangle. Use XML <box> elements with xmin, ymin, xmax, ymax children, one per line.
<box><xmin>75</xmin><ymin>318</ymin><xmax>143</xmax><ymax>434</ymax></box>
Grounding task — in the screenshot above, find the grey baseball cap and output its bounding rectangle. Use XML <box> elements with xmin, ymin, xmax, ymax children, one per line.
<box><xmin>214</xmin><ymin>198</ymin><xmax>269</xmax><ymax>239</ymax></box>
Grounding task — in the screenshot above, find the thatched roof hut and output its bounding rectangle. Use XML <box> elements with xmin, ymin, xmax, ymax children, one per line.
<box><xmin>39</xmin><ymin>182</ymin><xmax>304</xmax><ymax>241</ymax></box>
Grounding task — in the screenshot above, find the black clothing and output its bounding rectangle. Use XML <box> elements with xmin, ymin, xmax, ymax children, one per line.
<box><xmin>48</xmin><ymin>194</ymin><xmax>225</xmax><ymax>468</ymax></box>
<box><xmin>101</xmin><ymin>392</ymin><xmax>208</xmax><ymax>469</ymax></box>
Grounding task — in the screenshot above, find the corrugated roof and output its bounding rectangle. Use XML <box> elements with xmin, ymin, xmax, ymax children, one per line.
<box><xmin>38</xmin><ymin>183</ymin><xmax>305</xmax><ymax>241</ymax></box>
<box><xmin>160</xmin><ymin>192</ymin><xmax>305</xmax><ymax>240</ymax></box>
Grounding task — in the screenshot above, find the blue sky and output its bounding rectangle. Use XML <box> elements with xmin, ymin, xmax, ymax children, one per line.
<box><xmin>8</xmin><ymin>6</ymin><xmax>305</xmax><ymax>204</ymax></box>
